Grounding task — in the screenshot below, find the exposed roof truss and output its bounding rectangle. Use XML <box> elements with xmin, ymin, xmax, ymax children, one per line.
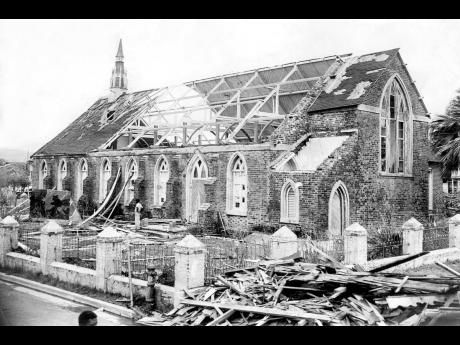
<box><xmin>101</xmin><ymin>55</ymin><xmax>346</xmax><ymax>149</ymax></box>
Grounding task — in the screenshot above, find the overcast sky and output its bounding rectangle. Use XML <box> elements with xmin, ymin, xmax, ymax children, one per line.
<box><xmin>1</xmin><ymin>19</ymin><xmax>460</xmax><ymax>155</ymax></box>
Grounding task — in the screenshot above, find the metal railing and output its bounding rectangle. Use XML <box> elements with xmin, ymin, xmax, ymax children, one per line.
<box><xmin>200</xmin><ymin>236</ymin><xmax>268</xmax><ymax>284</ymax></box>
<box><xmin>118</xmin><ymin>241</ymin><xmax>175</xmax><ymax>286</ymax></box>
<box><xmin>17</xmin><ymin>223</ymin><xmax>41</xmax><ymax>257</ymax></box>
<box><xmin>298</xmin><ymin>236</ymin><xmax>344</xmax><ymax>263</ymax></box>
<box><xmin>62</xmin><ymin>230</ymin><xmax>98</xmax><ymax>269</ymax></box>
<box><xmin>423</xmin><ymin>225</ymin><xmax>450</xmax><ymax>252</ymax></box>
<box><xmin>367</xmin><ymin>230</ymin><xmax>403</xmax><ymax>260</ymax></box>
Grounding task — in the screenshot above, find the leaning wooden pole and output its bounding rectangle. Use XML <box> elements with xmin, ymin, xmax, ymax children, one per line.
<box><xmin>77</xmin><ymin>166</ymin><xmax>122</xmax><ymax>227</ymax></box>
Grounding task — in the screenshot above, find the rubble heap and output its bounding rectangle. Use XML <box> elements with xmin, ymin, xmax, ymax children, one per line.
<box><xmin>138</xmin><ymin>258</ymin><xmax>460</xmax><ymax>326</ymax></box>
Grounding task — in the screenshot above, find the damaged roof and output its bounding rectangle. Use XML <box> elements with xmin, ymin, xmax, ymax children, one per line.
<box><xmin>33</xmin><ymin>89</ymin><xmax>156</xmax><ymax>156</ymax></box>
<box><xmin>32</xmin><ymin>48</ymin><xmax>425</xmax><ymax>157</ymax></box>
<box><xmin>309</xmin><ymin>49</ymin><xmax>401</xmax><ymax>112</ymax></box>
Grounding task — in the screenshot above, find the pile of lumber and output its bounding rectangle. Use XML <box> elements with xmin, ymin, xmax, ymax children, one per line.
<box><xmin>137</xmin><ymin>258</ymin><xmax>460</xmax><ymax>326</ymax></box>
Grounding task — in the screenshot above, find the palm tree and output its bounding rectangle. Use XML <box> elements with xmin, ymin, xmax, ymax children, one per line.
<box><xmin>431</xmin><ymin>89</ymin><xmax>460</xmax><ymax>178</ymax></box>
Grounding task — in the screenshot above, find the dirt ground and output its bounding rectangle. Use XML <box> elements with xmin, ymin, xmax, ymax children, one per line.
<box><xmin>401</xmin><ymin>260</ymin><xmax>460</xmax><ymax>276</ymax></box>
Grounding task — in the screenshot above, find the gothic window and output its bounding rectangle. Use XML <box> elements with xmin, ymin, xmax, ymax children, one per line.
<box><xmin>57</xmin><ymin>159</ymin><xmax>67</xmax><ymax>191</ymax></box>
<box><xmin>445</xmin><ymin>179</ymin><xmax>460</xmax><ymax>195</ymax></box>
<box><xmin>226</xmin><ymin>153</ymin><xmax>247</xmax><ymax>215</ymax></box>
<box><xmin>192</xmin><ymin>159</ymin><xmax>208</xmax><ymax>179</ymax></box>
<box><xmin>39</xmin><ymin>160</ymin><xmax>48</xmax><ymax>189</ymax></box>
<box><xmin>380</xmin><ymin>76</ymin><xmax>412</xmax><ymax>174</ymax></box>
<box><xmin>100</xmin><ymin>158</ymin><xmax>111</xmax><ymax>202</ymax></box>
<box><xmin>124</xmin><ymin>158</ymin><xmax>138</xmax><ymax>205</ymax></box>
<box><xmin>328</xmin><ymin>181</ymin><xmax>349</xmax><ymax>237</ymax></box>
<box><xmin>76</xmin><ymin>159</ymin><xmax>88</xmax><ymax>200</ymax></box>
<box><xmin>280</xmin><ymin>180</ymin><xmax>300</xmax><ymax>224</ymax></box>
<box><xmin>154</xmin><ymin>156</ymin><xmax>170</xmax><ymax>206</ymax></box>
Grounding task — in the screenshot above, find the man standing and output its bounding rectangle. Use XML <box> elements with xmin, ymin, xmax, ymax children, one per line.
<box><xmin>134</xmin><ymin>199</ymin><xmax>143</xmax><ymax>230</ymax></box>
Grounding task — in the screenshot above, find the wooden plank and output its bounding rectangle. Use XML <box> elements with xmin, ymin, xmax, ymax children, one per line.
<box><xmin>206</xmin><ymin>309</ymin><xmax>236</xmax><ymax>326</ymax></box>
<box><xmin>273</xmin><ymin>279</ymin><xmax>287</xmax><ymax>306</ymax></box>
<box><xmin>180</xmin><ymin>299</ymin><xmax>333</xmax><ymax>321</ymax></box>
<box><xmin>386</xmin><ymin>294</ymin><xmax>451</xmax><ymax>308</ymax></box>
<box><xmin>394</xmin><ymin>276</ymin><xmax>409</xmax><ymax>293</ymax></box>
<box><xmin>368</xmin><ymin>252</ymin><xmax>429</xmax><ymax>273</ymax></box>
<box><xmin>435</xmin><ymin>261</ymin><xmax>460</xmax><ymax>277</ymax></box>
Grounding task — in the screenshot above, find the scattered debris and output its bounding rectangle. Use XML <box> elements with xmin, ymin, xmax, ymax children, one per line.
<box><xmin>138</xmin><ymin>259</ymin><xmax>460</xmax><ymax>326</ymax></box>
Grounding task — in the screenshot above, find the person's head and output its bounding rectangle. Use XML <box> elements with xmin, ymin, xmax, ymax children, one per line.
<box><xmin>136</xmin><ymin>199</ymin><xmax>140</xmax><ymax>203</ymax></box>
<box><xmin>78</xmin><ymin>310</ymin><xmax>98</xmax><ymax>326</ymax></box>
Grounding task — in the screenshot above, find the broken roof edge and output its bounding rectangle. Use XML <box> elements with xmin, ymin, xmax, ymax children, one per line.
<box><xmin>183</xmin><ymin>53</ymin><xmax>353</xmax><ymax>86</ymax></box>
<box><xmin>396</xmin><ymin>50</ymin><xmax>429</xmax><ymax>115</ymax></box>
<box><xmin>30</xmin><ymin>97</ymin><xmax>110</xmax><ymax>159</ymax></box>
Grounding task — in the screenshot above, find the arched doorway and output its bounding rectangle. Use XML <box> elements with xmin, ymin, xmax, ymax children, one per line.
<box><xmin>185</xmin><ymin>153</ymin><xmax>209</xmax><ymax>223</ymax></box>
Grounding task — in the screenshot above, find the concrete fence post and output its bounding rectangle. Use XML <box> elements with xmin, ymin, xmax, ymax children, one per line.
<box><xmin>0</xmin><ymin>216</ymin><xmax>19</xmax><ymax>267</ymax></box>
<box><xmin>269</xmin><ymin>226</ymin><xmax>298</xmax><ymax>260</ymax></box>
<box><xmin>448</xmin><ymin>214</ymin><xmax>460</xmax><ymax>248</ymax></box>
<box><xmin>344</xmin><ymin>223</ymin><xmax>367</xmax><ymax>265</ymax></box>
<box><xmin>174</xmin><ymin>234</ymin><xmax>206</xmax><ymax>307</ymax></box>
<box><xmin>40</xmin><ymin>220</ymin><xmax>64</xmax><ymax>275</ymax></box>
<box><xmin>402</xmin><ymin>217</ymin><xmax>424</xmax><ymax>255</ymax></box>
<box><xmin>96</xmin><ymin>226</ymin><xmax>123</xmax><ymax>292</ymax></box>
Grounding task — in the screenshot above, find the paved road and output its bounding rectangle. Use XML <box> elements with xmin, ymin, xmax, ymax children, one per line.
<box><xmin>0</xmin><ymin>280</ymin><xmax>136</xmax><ymax>326</ymax></box>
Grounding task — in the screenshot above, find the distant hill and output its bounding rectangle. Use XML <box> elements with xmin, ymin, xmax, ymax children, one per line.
<box><xmin>0</xmin><ymin>148</ymin><xmax>29</xmax><ymax>162</ymax></box>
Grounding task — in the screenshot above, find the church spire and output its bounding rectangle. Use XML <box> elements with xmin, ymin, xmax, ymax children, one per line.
<box><xmin>116</xmin><ymin>39</ymin><xmax>124</xmax><ymax>59</ymax></box>
<box><xmin>110</xmin><ymin>39</ymin><xmax>128</xmax><ymax>98</ymax></box>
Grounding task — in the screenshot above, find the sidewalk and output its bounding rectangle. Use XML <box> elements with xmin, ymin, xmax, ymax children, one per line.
<box><xmin>0</xmin><ymin>272</ymin><xmax>137</xmax><ymax>322</ymax></box>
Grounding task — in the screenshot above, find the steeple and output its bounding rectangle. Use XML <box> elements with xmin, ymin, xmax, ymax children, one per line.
<box><xmin>116</xmin><ymin>39</ymin><xmax>124</xmax><ymax>59</ymax></box>
<box><xmin>109</xmin><ymin>39</ymin><xmax>128</xmax><ymax>100</ymax></box>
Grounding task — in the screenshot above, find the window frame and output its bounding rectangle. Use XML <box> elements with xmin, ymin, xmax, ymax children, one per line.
<box><xmin>124</xmin><ymin>158</ymin><xmax>138</xmax><ymax>206</ymax></box>
<box><xmin>328</xmin><ymin>180</ymin><xmax>350</xmax><ymax>237</ymax></box>
<box><xmin>379</xmin><ymin>75</ymin><xmax>413</xmax><ymax>177</ymax></box>
<box><xmin>57</xmin><ymin>159</ymin><xmax>67</xmax><ymax>191</ymax></box>
<box><xmin>226</xmin><ymin>152</ymin><xmax>248</xmax><ymax>216</ymax></box>
<box><xmin>99</xmin><ymin>158</ymin><xmax>112</xmax><ymax>203</ymax></box>
<box><xmin>76</xmin><ymin>158</ymin><xmax>88</xmax><ymax>201</ymax></box>
<box><xmin>154</xmin><ymin>155</ymin><xmax>170</xmax><ymax>206</ymax></box>
<box><xmin>39</xmin><ymin>160</ymin><xmax>48</xmax><ymax>189</ymax></box>
<box><xmin>280</xmin><ymin>179</ymin><xmax>301</xmax><ymax>224</ymax></box>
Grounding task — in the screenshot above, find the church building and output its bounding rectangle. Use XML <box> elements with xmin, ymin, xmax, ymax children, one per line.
<box><xmin>30</xmin><ymin>40</ymin><xmax>445</xmax><ymax>237</ymax></box>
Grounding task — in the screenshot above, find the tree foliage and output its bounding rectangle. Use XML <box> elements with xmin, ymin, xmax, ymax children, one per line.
<box><xmin>0</xmin><ymin>160</ymin><xmax>30</xmax><ymax>188</ymax></box>
<box><xmin>431</xmin><ymin>89</ymin><xmax>460</xmax><ymax>177</ymax></box>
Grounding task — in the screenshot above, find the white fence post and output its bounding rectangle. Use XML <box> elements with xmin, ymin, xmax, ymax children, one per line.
<box><xmin>0</xmin><ymin>216</ymin><xmax>19</xmax><ymax>267</ymax></box>
<box><xmin>344</xmin><ymin>223</ymin><xmax>367</xmax><ymax>265</ymax></box>
<box><xmin>174</xmin><ymin>234</ymin><xmax>206</xmax><ymax>291</ymax></box>
<box><xmin>96</xmin><ymin>226</ymin><xmax>123</xmax><ymax>292</ymax></box>
<box><xmin>448</xmin><ymin>214</ymin><xmax>460</xmax><ymax>248</ymax></box>
<box><xmin>269</xmin><ymin>226</ymin><xmax>298</xmax><ymax>260</ymax></box>
<box><xmin>40</xmin><ymin>220</ymin><xmax>64</xmax><ymax>275</ymax></box>
<box><xmin>402</xmin><ymin>217</ymin><xmax>424</xmax><ymax>255</ymax></box>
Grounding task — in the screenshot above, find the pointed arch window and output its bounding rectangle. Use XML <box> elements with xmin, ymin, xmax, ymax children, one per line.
<box><xmin>76</xmin><ymin>159</ymin><xmax>88</xmax><ymax>200</ymax></box>
<box><xmin>39</xmin><ymin>160</ymin><xmax>48</xmax><ymax>189</ymax></box>
<box><xmin>280</xmin><ymin>180</ymin><xmax>300</xmax><ymax>224</ymax></box>
<box><xmin>328</xmin><ymin>181</ymin><xmax>350</xmax><ymax>236</ymax></box>
<box><xmin>226</xmin><ymin>153</ymin><xmax>248</xmax><ymax>215</ymax></box>
<box><xmin>154</xmin><ymin>156</ymin><xmax>170</xmax><ymax>206</ymax></box>
<box><xmin>380</xmin><ymin>76</ymin><xmax>412</xmax><ymax>175</ymax></box>
<box><xmin>124</xmin><ymin>159</ymin><xmax>138</xmax><ymax>205</ymax></box>
<box><xmin>57</xmin><ymin>159</ymin><xmax>67</xmax><ymax>191</ymax></box>
<box><xmin>192</xmin><ymin>159</ymin><xmax>208</xmax><ymax>179</ymax></box>
<box><xmin>100</xmin><ymin>158</ymin><xmax>112</xmax><ymax>202</ymax></box>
